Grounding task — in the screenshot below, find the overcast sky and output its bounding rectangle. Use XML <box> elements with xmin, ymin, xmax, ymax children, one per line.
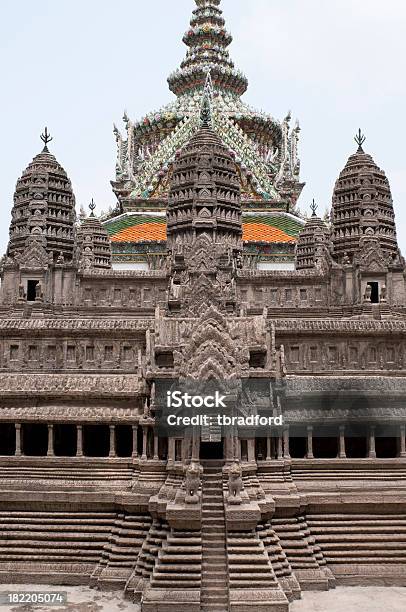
<box><xmin>1</xmin><ymin>0</ymin><xmax>405</xmax><ymax>254</ymax></box>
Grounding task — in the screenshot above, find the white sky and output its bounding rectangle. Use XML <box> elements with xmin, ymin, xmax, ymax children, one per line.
<box><xmin>1</xmin><ymin>0</ymin><xmax>405</xmax><ymax>253</ymax></box>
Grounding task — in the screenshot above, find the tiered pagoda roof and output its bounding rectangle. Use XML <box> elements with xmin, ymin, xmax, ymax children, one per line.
<box><xmin>105</xmin><ymin>0</ymin><xmax>306</xmax><ymax>264</ymax></box>
<box><xmin>331</xmin><ymin>133</ymin><xmax>398</xmax><ymax>262</ymax></box>
<box><xmin>8</xmin><ymin>130</ymin><xmax>77</xmax><ymax>263</ymax></box>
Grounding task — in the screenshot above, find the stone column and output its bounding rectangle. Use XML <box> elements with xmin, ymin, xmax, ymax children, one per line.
<box><xmin>368</xmin><ymin>425</ymin><xmax>376</xmax><ymax>459</ymax></box>
<box><xmin>247</xmin><ymin>438</ymin><xmax>255</xmax><ymax>463</ymax></box>
<box><xmin>153</xmin><ymin>430</ymin><xmax>159</xmax><ymax>460</ymax></box>
<box><xmin>47</xmin><ymin>424</ymin><xmax>54</xmax><ymax>457</ymax></box>
<box><xmin>15</xmin><ymin>423</ymin><xmax>22</xmax><ymax>457</ymax></box>
<box><xmin>109</xmin><ymin>425</ymin><xmax>116</xmax><ymax>457</ymax></box>
<box><xmin>76</xmin><ymin>425</ymin><xmax>83</xmax><ymax>457</ymax></box>
<box><xmin>192</xmin><ymin>430</ymin><xmax>200</xmax><ymax>462</ymax></box>
<box><xmin>168</xmin><ymin>437</ymin><xmax>175</xmax><ymax>464</ymax></box>
<box><xmin>277</xmin><ymin>435</ymin><xmax>283</xmax><ymax>459</ymax></box>
<box><xmin>399</xmin><ymin>424</ymin><xmax>406</xmax><ymax>458</ymax></box>
<box><xmin>233</xmin><ymin>434</ymin><xmax>239</xmax><ymax>462</ymax></box>
<box><xmin>266</xmin><ymin>436</ymin><xmax>272</xmax><ymax>461</ymax></box>
<box><xmin>306</xmin><ymin>426</ymin><xmax>314</xmax><ymax>459</ymax></box>
<box><xmin>237</xmin><ymin>439</ymin><xmax>242</xmax><ymax>462</ymax></box>
<box><xmin>339</xmin><ymin>425</ymin><xmax>346</xmax><ymax>458</ymax></box>
<box><xmin>132</xmin><ymin>425</ymin><xmax>138</xmax><ymax>458</ymax></box>
<box><xmin>141</xmin><ymin>426</ymin><xmax>148</xmax><ymax>460</ymax></box>
<box><xmin>283</xmin><ymin>426</ymin><xmax>290</xmax><ymax>459</ymax></box>
<box><xmin>225</xmin><ymin>435</ymin><xmax>234</xmax><ymax>463</ymax></box>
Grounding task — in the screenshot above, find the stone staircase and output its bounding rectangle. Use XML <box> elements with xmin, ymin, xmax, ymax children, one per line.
<box><xmin>0</xmin><ymin>511</ymin><xmax>116</xmax><ymax>583</ymax></box>
<box><xmin>147</xmin><ymin>528</ymin><xmax>202</xmax><ymax>591</ymax></box>
<box><xmin>257</xmin><ymin>521</ymin><xmax>301</xmax><ymax>602</ymax></box>
<box><xmin>306</xmin><ymin>513</ymin><xmax>406</xmax><ymax>585</ymax></box>
<box><xmin>272</xmin><ymin>516</ymin><xmax>333</xmax><ymax>590</ymax></box>
<box><xmin>124</xmin><ymin>519</ymin><xmax>169</xmax><ymax>602</ymax></box>
<box><xmin>91</xmin><ymin>513</ymin><xmax>152</xmax><ymax>589</ymax></box>
<box><xmin>0</xmin><ymin>462</ymin><xmax>133</xmax><ymax>490</ymax></box>
<box><xmin>201</xmin><ymin>460</ymin><xmax>229</xmax><ymax>611</ymax></box>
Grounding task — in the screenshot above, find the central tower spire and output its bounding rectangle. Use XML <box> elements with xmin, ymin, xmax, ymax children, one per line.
<box><xmin>168</xmin><ymin>0</ymin><xmax>248</xmax><ymax>97</ymax></box>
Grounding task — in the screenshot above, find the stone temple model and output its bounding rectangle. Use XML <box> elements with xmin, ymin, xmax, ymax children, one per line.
<box><xmin>1</xmin><ymin>1</ymin><xmax>406</xmax><ymax>611</ymax></box>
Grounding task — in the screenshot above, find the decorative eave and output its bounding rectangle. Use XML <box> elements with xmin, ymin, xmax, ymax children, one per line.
<box><xmin>0</xmin><ymin>374</ymin><xmax>144</xmax><ymax>398</ymax></box>
<box><xmin>0</xmin><ymin>319</ymin><xmax>153</xmax><ymax>333</ymax></box>
<box><xmin>0</xmin><ymin>405</ymin><xmax>145</xmax><ymax>424</ymax></box>
<box><xmin>274</xmin><ymin>319</ymin><xmax>406</xmax><ymax>334</ymax></box>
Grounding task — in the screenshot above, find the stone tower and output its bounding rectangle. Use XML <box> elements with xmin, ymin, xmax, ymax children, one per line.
<box><xmin>331</xmin><ymin>133</ymin><xmax>398</xmax><ymax>262</ymax></box>
<box><xmin>295</xmin><ymin>203</ymin><xmax>330</xmax><ymax>271</ymax></box>
<box><xmin>167</xmin><ymin>90</ymin><xmax>242</xmax><ymax>253</ymax></box>
<box><xmin>77</xmin><ymin>206</ymin><xmax>112</xmax><ymax>271</ymax></box>
<box><xmin>107</xmin><ymin>0</ymin><xmax>305</xmax><ymax>270</ymax></box>
<box><xmin>7</xmin><ymin>130</ymin><xmax>76</xmax><ymax>263</ymax></box>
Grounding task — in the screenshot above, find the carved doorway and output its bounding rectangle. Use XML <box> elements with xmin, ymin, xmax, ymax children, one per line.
<box><xmin>200</xmin><ymin>440</ymin><xmax>224</xmax><ymax>460</ymax></box>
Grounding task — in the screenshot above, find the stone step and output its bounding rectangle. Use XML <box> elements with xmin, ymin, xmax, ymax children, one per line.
<box><xmin>228</xmin><ymin>563</ymin><xmax>271</xmax><ymax>573</ymax></box>
<box><xmin>152</xmin><ymin>570</ymin><xmax>201</xmax><ymax>579</ymax></box>
<box><xmin>202</xmin><ymin>527</ymin><xmax>225</xmax><ymax>534</ymax></box>
<box><xmin>157</xmin><ymin>553</ymin><xmax>202</xmax><ymax>563</ymax></box>
<box><xmin>202</xmin><ymin>561</ymin><xmax>227</xmax><ymax>570</ymax></box>
<box><xmin>203</xmin><ymin>516</ymin><xmax>225</xmax><ymax>524</ymax></box>
<box><xmin>151</xmin><ymin>580</ymin><xmax>200</xmax><ymax>589</ymax></box>
<box><xmin>153</xmin><ymin>564</ymin><xmax>201</xmax><ymax>574</ymax></box>
<box><xmin>166</xmin><ymin>537</ymin><xmax>201</xmax><ymax>546</ymax></box>
<box><xmin>317</xmin><ymin>534</ymin><xmax>406</xmax><ymax>551</ymax></box>
<box><xmin>201</xmin><ymin>598</ymin><xmax>228</xmax><ymax>605</ymax></box>
<box><xmin>202</xmin><ymin>554</ymin><xmax>226</xmax><ymax>563</ymax></box>
<box><xmin>162</xmin><ymin>546</ymin><xmax>202</xmax><ymax>555</ymax></box>
<box><xmin>202</xmin><ymin>573</ymin><xmax>227</xmax><ymax>582</ymax></box>
<box><xmin>323</xmin><ymin>550</ymin><xmax>406</xmax><ymax>558</ymax></box>
<box><xmin>228</xmin><ymin>546</ymin><xmax>265</xmax><ymax>554</ymax></box>
<box><xmin>230</xmin><ymin>576</ymin><xmax>277</xmax><ymax>585</ymax></box>
<box><xmin>203</xmin><ymin>540</ymin><xmax>225</xmax><ymax>549</ymax></box>
<box><xmin>1</xmin><ymin>554</ymin><xmax>98</xmax><ymax>562</ymax></box>
<box><xmin>202</xmin><ymin>491</ymin><xmax>223</xmax><ymax>497</ymax></box>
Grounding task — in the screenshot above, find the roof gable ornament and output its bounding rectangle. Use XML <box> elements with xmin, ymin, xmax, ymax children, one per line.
<box><xmin>354</xmin><ymin>128</ymin><xmax>366</xmax><ymax>153</ymax></box>
<box><xmin>40</xmin><ymin>127</ymin><xmax>53</xmax><ymax>153</ymax></box>
<box><xmin>310</xmin><ymin>198</ymin><xmax>318</xmax><ymax>217</ymax></box>
<box><xmin>89</xmin><ymin>198</ymin><xmax>96</xmax><ymax>217</ymax></box>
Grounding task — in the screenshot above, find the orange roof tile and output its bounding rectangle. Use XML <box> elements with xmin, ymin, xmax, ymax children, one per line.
<box><xmin>242</xmin><ymin>223</ymin><xmax>295</xmax><ymax>243</ymax></box>
<box><xmin>111</xmin><ymin>222</ymin><xmax>167</xmax><ymax>242</ymax></box>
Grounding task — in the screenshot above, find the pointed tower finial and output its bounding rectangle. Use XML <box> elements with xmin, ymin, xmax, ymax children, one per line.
<box><xmin>354</xmin><ymin>129</ymin><xmax>366</xmax><ymax>153</ymax></box>
<box><xmin>40</xmin><ymin>127</ymin><xmax>53</xmax><ymax>153</ymax></box>
<box><xmin>89</xmin><ymin>198</ymin><xmax>96</xmax><ymax>217</ymax></box>
<box><xmin>200</xmin><ymin>71</ymin><xmax>213</xmax><ymax>127</ymax></box>
<box><xmin>310</xmin><ymin>198</ymin><xmax>318</xmax><ymax>217</ymax></box>
<box><xmin>168</xmin><ymin>0</ymin><xmax>247</xmax><ymax>97</ymax></box>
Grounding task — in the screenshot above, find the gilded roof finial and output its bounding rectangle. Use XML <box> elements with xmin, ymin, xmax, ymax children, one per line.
<box><xmin>89</xmin><ymin>198</ymin><xmax>96</xmax><ymax>217</ymax></box>
<box><xmin>200</xmin><ymin>71</ymin><xmax>213</xmax><ymax>127</ymax></box>
<box><xmin>40</xmin><ymin>127</ymin><xmax>53</xmax><ymax>153</ymax></box>
<box><xmin>354</xmin><ymin>128</ymin><xmax>366</xmax><ymax>153</ymax></box>
<box><xmin>310</xmin><ymin>198</ymin><xmax>318</xmax><ymax>217</ymax></box>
